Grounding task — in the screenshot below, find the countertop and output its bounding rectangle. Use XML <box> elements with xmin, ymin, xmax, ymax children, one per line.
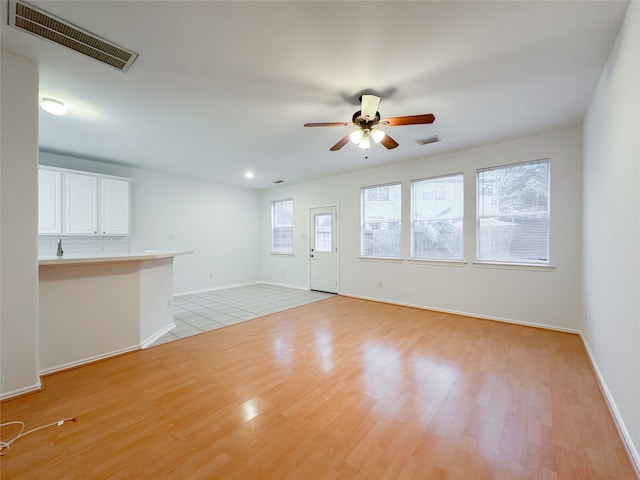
<box><xmin>39</xmin><ymin>250</ymin><xmax>193</xmax><ymax>267</ymax></box>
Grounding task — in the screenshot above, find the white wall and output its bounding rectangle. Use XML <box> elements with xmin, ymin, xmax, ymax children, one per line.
<box><xmin>39</xmin><ymin>262</ymin><xmax>140</xmax><ymax>372</ymax></box>
<box><xmin>39</xmin><ymin>152</ymin><xmax>262</xmax><ymax>293</ymax></box>
<box><xmin>0</xmin><ymin>53</ymin><xmax>41</xmax><ymax>397</ymax></box>
<box><xmin>139</xmin><ymin>258</ymin><xmax>174</xmax><ymax>345</ymax></box>
<box><xmin>583</xmin><ymin>0</ymin><xmax>640</xmax><ymax>467</ymax></box>
<box><xmin>262</xmin><ymin>127</ymin><xmax>583</xmax><ymax>331</ymax></box>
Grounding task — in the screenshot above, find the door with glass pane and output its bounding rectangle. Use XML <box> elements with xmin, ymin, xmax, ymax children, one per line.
<box><xmin>309</xmin><ymin>206</ymin><xmax>337</xmax><ymax>293</ymax></box>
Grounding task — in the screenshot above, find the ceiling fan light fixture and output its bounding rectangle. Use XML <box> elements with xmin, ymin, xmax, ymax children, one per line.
<box><xmin>358</xmin><ymin>133</ymin><xmax>370</xmax><ymax>150</ymax></box>
<box><xmin>349</xmin><ymin>130</ymin><xmax>363</xmax><ymax>144</ymax></box>
<box><xmin>371</xmin><ymin>128</ymin><xmax>385</xmax><ymax>143</ymax></box>
<box><xmin>40</xmin><ymin>97</ymin><xmax>66</xmax><ymax>115</ymax></box>
<box><xmin>304</xmin><ymin>94</ymin><xmax>435</xmax><ymax>152</ymax></box>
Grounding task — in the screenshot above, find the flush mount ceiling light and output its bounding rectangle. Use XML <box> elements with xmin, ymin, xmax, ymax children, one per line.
<box><xmin>40</xmin><ymin>97</ymin><xmax>67</xmax><ymax>115</ymax></box>
<box><xmin>244</xmin><ymin>171</ymin><xmax>254</xmax><ymax>178</ymax></box>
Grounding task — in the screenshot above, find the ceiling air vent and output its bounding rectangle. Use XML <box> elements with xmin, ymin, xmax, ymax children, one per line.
<box><xmin>8</xmin><ymin>0</ymin><xmax>138</xmax><ymax>72</ymax></box>
<box><xmin>415</xmin><ymin>135</ymin><xmax>440</xmax><ymax>146</ymax></box>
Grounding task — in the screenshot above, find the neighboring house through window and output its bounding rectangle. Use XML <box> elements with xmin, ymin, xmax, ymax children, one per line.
<box><xmin>272</xmin><ymin>199</ymin><xmax>293</xmax><ymax>253</ymax></box>
<box><xmin>411</xmin><ymin>173</ymin><xmax>464</xmax><ymax>260</ymax></box>
<box><xmin>361</xmin><ymin>183</ymin><xmax>401</xmax><ymax>258</ymax></box>
<box><xmin>477</xmin><ymin>159</ymin><xmax>550</xmax><ymax>264</ymax></box>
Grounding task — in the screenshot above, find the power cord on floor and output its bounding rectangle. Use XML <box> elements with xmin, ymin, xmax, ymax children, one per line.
<box><xmin>0</xmin><ymin>417</ymin><xmax>76</xmax><ymax>456</ymax></box>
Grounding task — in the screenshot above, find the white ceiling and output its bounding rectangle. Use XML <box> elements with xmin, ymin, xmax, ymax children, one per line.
<box><xmin>1</xmin><ymin>0</ymin><xmax>629</xmax><ymax>189</ymax></box>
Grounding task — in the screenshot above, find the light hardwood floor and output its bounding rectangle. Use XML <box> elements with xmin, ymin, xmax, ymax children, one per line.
<box><xmin>1</xmin><ymin>296</ymin><xmax>637</xmax><ymax>479</ymax></box>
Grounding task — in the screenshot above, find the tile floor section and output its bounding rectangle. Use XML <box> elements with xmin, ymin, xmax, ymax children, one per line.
<box><xmin>151</xmin><ymin>283</ymin><xmax>334</xmax><ymax>347</ymax></box>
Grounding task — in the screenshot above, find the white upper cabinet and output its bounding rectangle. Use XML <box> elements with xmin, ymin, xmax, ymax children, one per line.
<box><xmin>100</xmin><ymin>177</ymin><xmax>129</xmax><ymax>235</ymax></box>
<box><xmin>65</xmin><ymin>172</ymin><xmax>98</xmax><ymax>234</ymax></box>
<box><xmin>38</xmin><ymin>166</ymin><xmax>131</xmax><ymax>236</ymax></box>
<box><xmin>38</xmin><ymin>169</ymin><xmax>62</xmax><ymax>234</ymax></box>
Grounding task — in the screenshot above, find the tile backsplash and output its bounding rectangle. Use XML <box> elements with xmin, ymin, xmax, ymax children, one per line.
<box><xmin>38</xmin><ymin>235</ymin><xmax>130</xmax><ymax>257</ymax></box>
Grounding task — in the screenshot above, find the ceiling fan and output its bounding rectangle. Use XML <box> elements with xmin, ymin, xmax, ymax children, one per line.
<box><xmin>304</xmin><ymin>94</ymin><xmax>435</xmax><ymax>151</ymax></box>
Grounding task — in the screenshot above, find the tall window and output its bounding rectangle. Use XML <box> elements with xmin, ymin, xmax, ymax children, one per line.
<box><xmin>411</xmin><ymin>174</ymin><xmax>464</xmax><ymax>260</ymax></box>
<box><xmin>477</xmin><ymin>159</ymin><xmax>550</xmax><ymax>264</ymax></box>
<box><xmin>272</xmin><ymin>199</ymin><xmax>293</xmax><ymax>253</ymax></box>
<box><xmin>361</xmin><ymin>183</ymin><xmax>401</xmax><ymax>258</ymax></box>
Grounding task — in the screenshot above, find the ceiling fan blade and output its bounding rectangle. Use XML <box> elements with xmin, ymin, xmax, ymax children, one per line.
<box><xmin>380</xmin><ymin>114</ymin><xmax>435</xmax><ymax>126</ymax></box>
<box><xmin>329</xmin><ymin>133</ymin><xmax>351</xmax><ymax>151</ymax></box>
<box><xmin>304</xmin><ymin>121</ymin><xmax>351</xmax><ymax>127</ymax></box>
<box><xmin>360</xmin><ymin>94</ymin><xmax>380</xmax><ymax>120</ymax></box>
<box><xmin>380</xmin><ymin>133</ymin><xmax>399</xmax><ymax>149</ymax></box>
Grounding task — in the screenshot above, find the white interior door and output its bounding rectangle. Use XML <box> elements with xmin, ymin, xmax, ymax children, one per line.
<box><xmin>310</xmin><ymin>206</ymin><xmax>337</xmax><ymax>293</ymax></box>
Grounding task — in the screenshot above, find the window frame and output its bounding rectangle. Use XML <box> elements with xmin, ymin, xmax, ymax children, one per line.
<box><xmin>360</xmin><ymin>182</ymin><xmax>402</xmax><ymax>259</ymax></box>
<box><xmin>476</xmin><ymin>158</ymin><xmax>550</xmax><ymax>266</ymax></box>
<box><xmin>271</xmin><ymin>198</ymin><xmax>294</xmax><ymax>254</ymax></box>
<box><xmin>410</xmin><ymin>172</ymin><xmax>464</xmax><ymax>261</ymax></box>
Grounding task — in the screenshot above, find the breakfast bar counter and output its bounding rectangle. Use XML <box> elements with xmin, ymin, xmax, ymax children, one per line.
<box><xmin>39</xmin><ymin>250</ymin><xmax>191</xmax><ymax>266</ymax></box>
<box><xmin>38</xmin><ymin>251</ymin><xmax>192</xmax><ymax>374</ymax></box>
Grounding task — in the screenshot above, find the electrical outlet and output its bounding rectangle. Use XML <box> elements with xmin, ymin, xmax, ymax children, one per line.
<box><xmin>378</xmin><ymin>281</ymin><xmax>383</xmax><ymax>288</ymax></box>
<box><xmin>1</xmin><ymin>374</ymin><xmax>5</xmax><ymax>387</ymax></box>
<box><xmin>166</xmin><ymin>299</ymin><xmax>171</xmax><ymax>309</ymax></box>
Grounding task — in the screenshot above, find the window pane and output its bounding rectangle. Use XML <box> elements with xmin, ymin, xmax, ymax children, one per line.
<box><xmin>314</xmin><ymin>214</ymin><xmax>332</xmax><ymax>252</ymax></box>
<box><xmin>361</xmin><ymin>183</ymin><xmax>401</xmax><ymax>257</ymax></box>
<box><xmin>272</xmin><ymin>199</ymin><xmax>293</xmax><ymax>253</ymax></box>
<box><xmin>411</xmin><ymin>174</ymin><xmax>464</xmax><ymax>260</ymax></box>
<box><xmin>477</xmin><ymin>160</ymin><xmax>549</xmax><ymax>263</ymax></box>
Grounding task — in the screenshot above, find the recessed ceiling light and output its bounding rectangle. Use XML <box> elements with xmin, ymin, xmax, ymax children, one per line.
<box><xmin>40</xmin><ymin>97</ymin><xmax>67</xmax><ymax>115</ymax></box>
<box><xmin>244</xmin><ymin>171</ymin><xmax>254</xmax><ymax>178</ymax></box>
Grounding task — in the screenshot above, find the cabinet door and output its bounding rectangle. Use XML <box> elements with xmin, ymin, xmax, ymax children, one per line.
<box><xmin>65</xmin><ymin>173</ymin><xmax>98</xmax><ymax>234</ymax></box>
<box><xmin>38</xmin><ymin>169</ymin><xmax>61</xmax><ymax>234</ymax></box>
<box><xmin>100</xmin><ymin>178</ymin><xmax>129</xmax><ymax>235</ymax></box>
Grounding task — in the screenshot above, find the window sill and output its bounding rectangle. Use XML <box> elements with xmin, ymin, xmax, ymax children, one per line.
<box><xmin>473</xmin><ymin>261</ymin><xmax>555</xmax><ymax>272</ymax></box>
<box><xmin>407</xmin><ymin>258</ymin><xmax>466</xmax><ymax>267</ymax></box>
<box><xmin>270</xmin><ymin>252</ymin><xmax>294</xmax><ymax>256</ymax></box>
<box><xmin>358</xmin><ymin>256</ymin><xmax>403</xmax><ymax>263</ymax></box>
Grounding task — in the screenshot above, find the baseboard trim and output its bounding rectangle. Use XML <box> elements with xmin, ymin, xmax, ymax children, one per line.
<box><xmin>0</xmin><ymin>380</ymin><xmax>43</xmax><ymax>401</ymax></box>
<box><xmin>260</xmin><ymin>281</ymin><xmax>309</xmax><ymax>291</ymax></box>
<box><xmin>5</xmin><ymin>324</ymin><xmax>179</xmax><ymax>400</ymax></box>
<box><xmin>140</xmin><ymin>322</ymin><xmax>176</xmax><ymax>349</ymax></box>
<box><xmin>176</xmin><ymin>281</ymin><xmax>311</xmax><ymax>297</ymax></box>
<box><xmin>174</xmin><ymin>281</ymin><xmax>261</xmax><ymax>297</ymax></box>
<box><xmin>339</xmin><ymin>292</ymin><xmax>580</xmax><ymax>334</ymax></box>
<box><xmin>39</xmin><ymin>344</ymin><xmax>141</xmax><ymax>377</ymax></box>
<box><xmin>580</xmin><ymin>335</ymin><xmax>640</xmax><ymax>477</ymax></box>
